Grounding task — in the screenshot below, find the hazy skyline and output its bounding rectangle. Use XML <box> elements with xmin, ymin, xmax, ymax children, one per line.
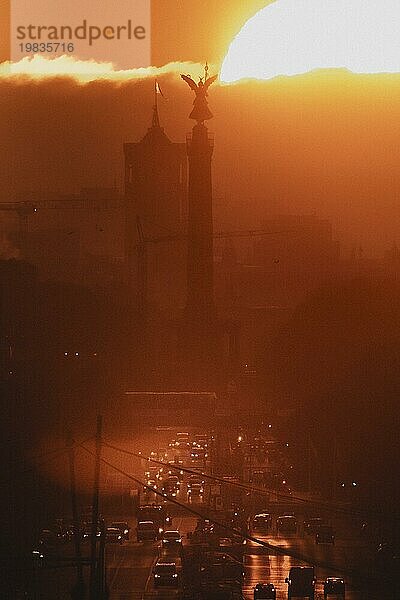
<box><xmin>2</xmin><ymin>68</ymin><xmax>400</xmax><ymax>255</ymax></box>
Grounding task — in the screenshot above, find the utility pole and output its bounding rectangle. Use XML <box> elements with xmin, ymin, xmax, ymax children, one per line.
<box><xmin>89</xmin><ymin>415</ymin><xmax>102</xmax><ymax>600</ymax></box>
<box><xmin>98</xmin><ymin>517</ymin><xmax>108</xmax><ymax>598</ymax></box>
<box><xmin>67</xmin><ymin>432</ymin><xmax>85</xmax><ymax>600</ymax></box>
<box><xmin>307</xmin><ymin>431</ymin><xmax>312</xmax><ymax>492</ymax></box>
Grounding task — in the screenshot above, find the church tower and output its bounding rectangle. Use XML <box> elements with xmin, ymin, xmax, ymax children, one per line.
<box><xmin>124</xmin><ymin>82</ymin><xmax>187</xmax><ymax>293</ymax></box>
<box><xmin>123</xmin><ymin>82</ymin><xmax>187</xmax><ymax>382</ymax></box>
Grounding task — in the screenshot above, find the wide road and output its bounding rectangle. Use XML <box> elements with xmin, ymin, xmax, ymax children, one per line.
<box><xmin>107</xmin><ymin>512</ymin><xmax>380</xmax><ymax>599</ymax></box>
<box><xmin>244</xmin><ymin>532</ymin><xmax>365</xmax><ymax>600</ymax></box>
<box><xmin>107</xmin><ymin>514</ymin><xmax>193</xmax><ymax>600</ymax></box>
<box><xmin>32</xmin><ymin>422</ymin><xmax>396</xmax><ymax>599</ymax></box>
<box><xmin>34</xmin><ymin>507</ymin><xmax>394</xmax><ymax>599</ymax></box>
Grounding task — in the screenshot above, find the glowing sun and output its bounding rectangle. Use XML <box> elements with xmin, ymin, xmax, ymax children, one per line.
<box><xmin>221</xmin><ymin>0</ymin><xmax>400</xmax><ymax>83</ymax></box>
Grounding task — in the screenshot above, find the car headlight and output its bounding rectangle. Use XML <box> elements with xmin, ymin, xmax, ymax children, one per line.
<box><xmin>172</xmin><ymin>573</ymin><xmax>178</xmax><ymax>578</ymax></box>
<box><xmin>155</xmin><ymin>574</ymin><xmax>160</xmax><ymax>578</ymax></box>
<box><xmin>124</xmin><ymin>529</ymin><xmax>128</xmax><ymax>534</ymax></box>
<box><xmin>177</xmin><ymin>538</ymin><xmax>182</xmax><ymax>543</ymax></box>
<box><xmin>118</xmin><ymin>535</ymin><xmax>122</xmax><ymax>540</ymax></box>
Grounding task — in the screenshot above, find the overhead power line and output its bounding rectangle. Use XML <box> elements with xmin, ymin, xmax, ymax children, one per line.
<box><xmin>0</xmin><ymin>436</ymin><xmax>94</xmax><ymax>488</ymax></box>
<box><xmin>103</xmin><ymin>440</ymin><xmax>389</xmax><ymax>520</ymax></box>
<box><xmin>81</xmin><ymin>444</ymin><xmax>375</xmax><ymax>582</ymax></box>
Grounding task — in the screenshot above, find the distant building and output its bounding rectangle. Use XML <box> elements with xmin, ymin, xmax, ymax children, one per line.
<box><xmin>252</xmin><ymin>214</ymin><xmax>340</xmax><ymax>305</ymax></box>
<box><xmin>123</xmin><ymin>102</ymin><xmax>187</xmax><ymax>312</ymax></box>
<box><xmin>213</xmin><ymin>214</ymin><xmax>341</xmax><ymax>366</ymax></box>
<box><xmin>0</xmin><ymin>259</ymin><xmax>37</xmax><ymax>378</ymax></box>
<box><xmin>1</xmin><ymin>187</ymin><xmax>124</xmax><ymax>284</ymax></box>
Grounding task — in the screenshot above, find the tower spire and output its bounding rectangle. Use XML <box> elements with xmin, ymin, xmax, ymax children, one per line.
<box><xmin>152</xmin><ymin>79</ymin><xmax>160</xmax><ymax>128</ymax></box>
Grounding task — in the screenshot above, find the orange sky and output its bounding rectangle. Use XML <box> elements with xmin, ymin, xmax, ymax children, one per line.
<box><xmin>2</xmin><ymin>1</ymin><xmax>400</xmax><ymax>255</ymax></box>
<box><xmin>0</xmin><ymin>0</ymin><xmax>272</xmax><ymax>66</ymax></box>
<box><xmin>150</xmin><ymin>0</ymin><xmax>272</xmax><ymax>67</ymax></box>
<box><xmin>2</xmin><ymin>69</ymin><xmax>400</xmax><ymax>255</ymax></box>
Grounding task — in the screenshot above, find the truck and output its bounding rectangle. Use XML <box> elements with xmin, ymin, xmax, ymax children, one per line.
<box><xmin>285</xmin><ymin>566</ymin><xmax>315</xmax><ymax>599</ymax></box>
<box><xmin>136</xmin><ymin>504</ymin><xmax>170</xmax><ymax>538</ymax></box>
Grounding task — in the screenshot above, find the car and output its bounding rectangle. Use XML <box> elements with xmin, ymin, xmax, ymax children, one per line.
<box><xmin>153</xmin><ymin>561</ymin><xmax>179</xmax><ymax>586</ymax></box>
<box><xmin>201</xmin><ymin>553</ymin><xmax>245</xmax><ymax>582</ymax></box>
<box><xmin>219</xmin><ymin>537</ymin><xmax>234</xmax><ymax>547</ymax></box>
<box><xmin>105</xmin><ymin>527</ymin><xmax>123</xmax><ymax>544</ymax></box>
<box><xmin>277</xmin><ymin>515</ymin><xmax>297</xmax><ymax>534</ymax></box>
<box><xmin>324</xmin><ymin>577</ymin><xmax>345</xmax><ymax>598</ymax></box>
<box><xmin>316</xmin><ymin>525</ymin><xmax>335</xmax><ymax>544</ymax></box>
<box><xmin>146</xmin><ymin>465</ymin><xmax>158</xmax><ymax>476</ymax></box>
<box><xmin>64</xmin><ymin>523</ymin><xmax>81</xmax><ymax>541</ymax></box>
<box><xmin>137</xmin><ymin>504</ymin><xmax>167</xmax><ymax>531</ymax></box>
<box><xmin>253</xmin><ymin>582</ymin><xmax>276</xmax><ymax>599</ymax></box>
<box><xmin>252</xmin><ymin>513</ymin><xmax>272</xmax><ymax>531</ymax></box>
<box><xmin>188</xmin><ymin>474</ymin><xmax>205</xmax><ymax>485</ymax></box>
<box><xmin>38</xmin><ymin>528</ymin><xmax>66</xmax><ymax>547</ymax></box>
<box><xmin>162</xmin><ymin>482</ymin><xmax>179</xmax><ymax>497</ymax></box>
<box><xmin>109</xmin><ymin>521</ymin><xmax>130</xmax><ymax>541</ymax></box>
<box><xmin>166</xmin><ymin>475</ymin><xmax>181</xmax><ymax>487</ymax></box>
<box><xmin>136</xmin><ymin>520</ymin><xmax>158</xmax><ymax>542</ymax></box>
<box><xmin>146</xmin><ymin>478</ymin><xmax>158</xmax><ymax>491</ymax></box>
<box><xmin>32</xmin><ymin>548</ymin><xmax>45</xmax><ymax>566</ymax></box>
<box><xmin>188</xmin><ymin>482</ymin><xmax>204</xmax><ymax>495</ymax></box>
<box><xmin>161</xmin><ymin>530</ymin><xmax>182</xmax><ymax>548</ymax></box>
<box><xmin>285</xmin><ymin>566</ymin><xmax>315</xmax><ymax>599</ymax></box>
<box><xmin>191</xmin><ymin>447</ymin><xmax>207</xmax><ymax>459</ymax></box>
<box><xmin>157</xmin><ymin>448</ymin><xmax>168</xmax><ymax>461</ymax></box>
<box><xmin>194</xmin><ymin>433</ymin><xmax>208</xmax><ymax>443</ymax></box>
<box><xmin>53</xmin><ymin>521</ymin><xmax>71</xmax><ymax>543</ymax></box>
<box><xmin>304</xmin><ymin>517</ymin><xmax>323</xmax><ymax>535</ymax></box>
<box><xmin>81</xmin><ymin>523</ymin><xmax>101</xmax><ymax>539</ymax></box>
<box><xmin>217</xmin><ymin>537</ymin><xmax>244</xmax><ymax>552</ymax></box>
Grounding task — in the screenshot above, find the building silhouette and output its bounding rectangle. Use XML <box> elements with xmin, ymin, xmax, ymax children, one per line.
<box><xmin>123</xmin><ymin>100</ymin><xmax>187</xmax><ymax>310</ymax></box>
<box><xmin>177</xmin><ymin>109</ymin><xmax>240</xmax><ymax>389</ymax></box>
<box><xmin>123</xmin><ymin>93</ymin><xmax>188</xmax><ymax>382</ymax></box>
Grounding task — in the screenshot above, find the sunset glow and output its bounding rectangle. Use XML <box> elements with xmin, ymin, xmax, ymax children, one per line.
<box><xmin>0</xmin><ymin>54</ymin><xmax>204</xmax><ymax>82</ymax></box>
<box><xmin>221</xmin><ymin>0</ymin><xmax>400</xmax><ymax>82</ymax></box>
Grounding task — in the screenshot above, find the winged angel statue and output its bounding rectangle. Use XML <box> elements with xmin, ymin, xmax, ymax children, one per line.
<box><xmin>181</xmin><ymin>66</ymin><xmax>218</xmax><ymax>123</ymax></box>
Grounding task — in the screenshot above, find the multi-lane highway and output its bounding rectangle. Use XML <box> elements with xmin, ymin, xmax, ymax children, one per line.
<box><xmin>31</xmin><ymin>426</ymin><xmax>397</xmax><ymax>599</ymax></box>
<box><xmin>34</xmin><ymin>514</ymin><xmax>387</xmax><ymax>598</ymax></box>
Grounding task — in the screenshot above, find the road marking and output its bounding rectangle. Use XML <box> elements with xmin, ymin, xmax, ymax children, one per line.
<box><xmin>141</xmin><ymin>554</ymin><xmax>158</xmax><ymax>600</ymax></box>
<box><xmin>108</xmin><ymin>547</ymin><xmax>126</xmax><ymax>591</ymax></box>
